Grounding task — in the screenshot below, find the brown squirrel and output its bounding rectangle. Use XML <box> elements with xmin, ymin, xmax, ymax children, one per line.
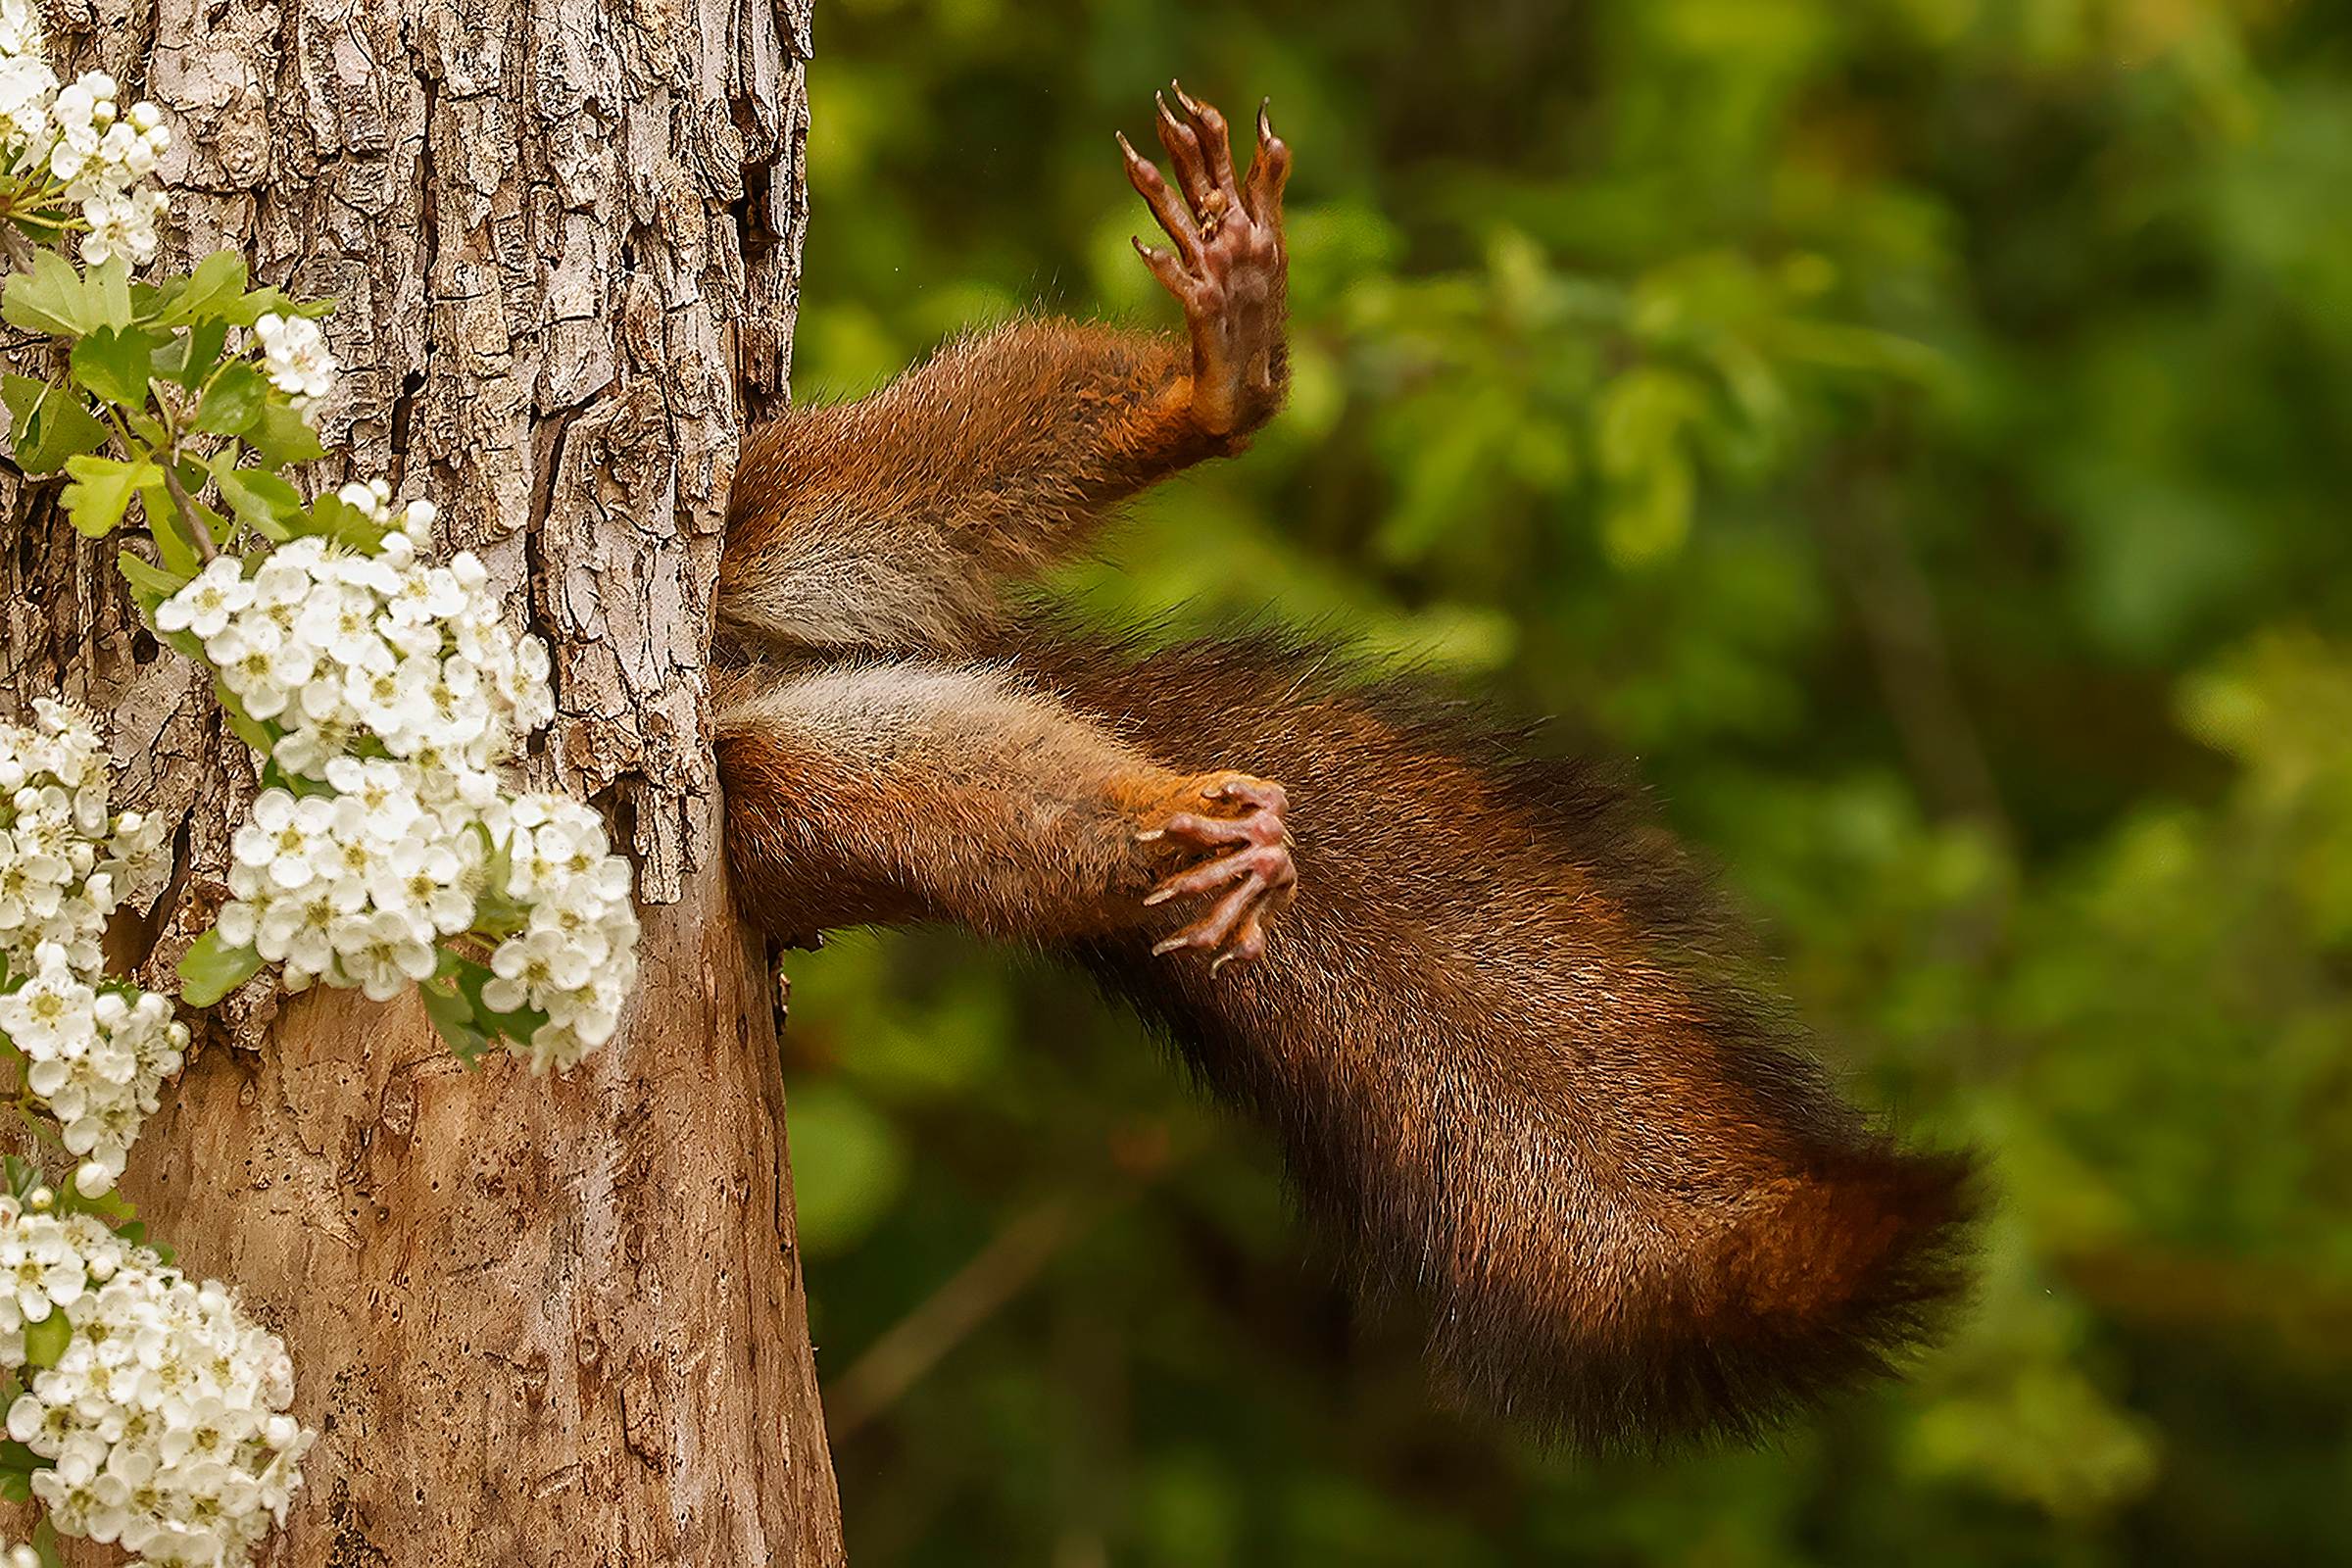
<box><xmin>712</xmin><ymin>85</ymin><xmax>1976</xmax><ymax>1450</ymax></box>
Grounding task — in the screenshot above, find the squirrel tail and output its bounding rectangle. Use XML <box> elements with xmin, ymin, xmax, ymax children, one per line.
<box><xmin>1025</xmin><ymin>629</ymin><xmax>1979</xmax><ymax>1449</ymax></box>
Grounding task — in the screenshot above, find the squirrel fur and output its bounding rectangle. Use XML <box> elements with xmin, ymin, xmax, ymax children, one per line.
<box><xmin>711</xmin><ymin>86</ymin><xmax>1977</xmax><ymax>1450</ymax></box>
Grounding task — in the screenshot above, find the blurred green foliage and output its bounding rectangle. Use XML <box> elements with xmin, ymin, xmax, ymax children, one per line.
<box><xmin>777</xmin><ymin>0</ymin><xmax>2352</xmax><ymax>1560</ymax></box>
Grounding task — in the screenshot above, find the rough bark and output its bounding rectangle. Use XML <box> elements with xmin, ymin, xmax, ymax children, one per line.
<box><xmin>0</xmin><ymin>0</ymin><xmax>842</xmax><ymax>1560</ymax></box>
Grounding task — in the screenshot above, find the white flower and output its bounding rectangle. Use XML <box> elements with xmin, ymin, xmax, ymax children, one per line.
<box><xmin>253</xmin><ymin>314</ymin><xmax>334</xmax><ymax>406</ymax></box>
<box><xmin>1</xmin><ymin>939</ymin><xmax>186</xmax><ymax>1189</ymax></box>
<box><xmin>229</xmin><ymin>790</ymin><xmax>339</xmax><ymax>892</ymax></box>
<box><xmin>326</xmin><ymin>907</ymin><xmax>434</xmax><ymax>1003</ymax></box>
<box><xmin>80</xmin><ymin>185</ymin><xmax>164</xmax><ymax>267</ymax></box>
<box><xmin>153</xmin><ymin>558</ymin><xmax>253</xmax><ymax>641</ymax></box>
<box><xmin>9</xmin><ymin>64</ymin><xmax>173</xmax><ymax>266</ymax></box>
<box><xmin>44</xmin><ymin>73</ymin><xmax>107</xmax><ymax>184</ymax></box>
<box><xmin>0</xmin><ymin>1222</ymin><xmax>84</xmax><ymax>1326</ymax></box>
<box><xmin>253</xmin><ymin>883</ymin><xmax>338</xmax><ymax>981</ymax></box>
<box><xmin>0</xmin><ymin>943</ymin><xmax>97</xmax><ymax>1057</ymax></box>
<box><xmin>77</xmin><ymin>184</ymin><xmax>167</xmax><ymax>267</ymax></box>
<box><xmin>372</xmin><ymin>833</ymin><xmax>477</xmax><ymax>935</ymax></box>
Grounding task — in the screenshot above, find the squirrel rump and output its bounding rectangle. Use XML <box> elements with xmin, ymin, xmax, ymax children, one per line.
<box><xmin>711</xmin><ymin>85</ymin><xmax>1977</xmax><ymax>1450</ymax></box>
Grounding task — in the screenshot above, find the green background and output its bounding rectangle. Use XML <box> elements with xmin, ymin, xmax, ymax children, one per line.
<box><xmin>777</xmin><ymin>0</ymin><xmax>2352</xmax><ymax>1561</ymax></box>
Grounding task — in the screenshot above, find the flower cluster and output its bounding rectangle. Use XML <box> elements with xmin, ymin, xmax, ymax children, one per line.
<box><xmin>479</xmin><ymin>793</ymin><xmax>640</xmax><ymax>1070</ymax></box>
<box><xmin>0</xmin><ymin>7</ymin><xmax>172</xmax><ymax>267</ymax></box>
<box><xmin>0</xmin><ymin>0</ymin><xmax>53</xmax><ymax>149</ymax></box>
<box><xmin>252</xmin><ymin>313</ymin><xmax>334</xmax><ymax>410</ymax></box>
<box><xmin>49</xmin><ymin>77</ymin><xmax>170</xmax><ymax>267</ymax></box>
<box><xmin>160</xmin><ymin>497</ymin><xmax>553</xmax><ymax>782</ymax></box>
<box><xmin>0</xmin><ymin>1192</ymin><xmax>312</xmax><ymax>1568</ymax></box>
<box><xmin>0</xmin><ymin>946</ymin><xmax>185</xmax><ymax>1197</ymax></box>
<box><xmin>161</xmin><ymin>503</ymin><xmax>635</xmax><ymax>1071</ymax></box>
<box><xmin>0</xmin><ymin>0</ymin><xmax>38</xmax><ymax>58</ymax></box>
<box><xmin>0</xmin><ymin>700</ymin><xmax>169</xmax><ymax>977</ymax></box>
<box><xmin>0</xmin><ymin>705</ymin><xmax>182</xmax><ymax>1197</ymax></box>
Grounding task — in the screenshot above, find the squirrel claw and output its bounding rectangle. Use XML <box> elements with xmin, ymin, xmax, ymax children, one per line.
<box><xmin>1118</xmin><ymin>82</ymin><xmax>1291</xmax><ymax>442</ymax></box>
<box><xmin>1144</xmin><ymin>770</ymin><xmax>1296</xmax><ymax>972</ymax></box>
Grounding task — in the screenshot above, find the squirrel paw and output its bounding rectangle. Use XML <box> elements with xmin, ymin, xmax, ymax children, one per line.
<box><xmin>1116</xmin><ymin>84</ymin><xmax>1291</xmax><ymax>443</ymax></box>
<box><xmin>1140</xmin><ymin>773</ymin><xmax>1298</xmax><ymax>976</ymax></box>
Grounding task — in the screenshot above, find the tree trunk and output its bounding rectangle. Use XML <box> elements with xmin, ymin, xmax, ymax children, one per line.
<box><xmin>0</xmin><ymin>0</ymin><xmax>844</xmax><ymax>1561</ymax></box>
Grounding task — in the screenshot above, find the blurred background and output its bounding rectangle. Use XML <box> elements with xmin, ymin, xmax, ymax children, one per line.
<box><xmin>776</xmin><ymin>0</ymin><xmax>2352</xmax><ymax>1561</ymax></box>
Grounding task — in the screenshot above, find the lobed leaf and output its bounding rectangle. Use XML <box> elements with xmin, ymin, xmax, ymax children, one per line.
<box><xmin>61</xmin><ymin>454</ymin><xmax>160</xmax><ymax>537</ymax></box>
<box><xmin>70</xmin><ymin>323</ymin><xmax>168</xmax><ymax>410</ymax></box>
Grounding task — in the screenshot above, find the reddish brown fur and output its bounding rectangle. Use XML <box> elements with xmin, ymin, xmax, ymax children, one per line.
<box><xmin>710</xmin><ymin>88</ymin><xmax>1975</xmax><ymax>1449</ymax></box>
<box><xmin>720</xmin><ymin>322</ymin><xmax>1225</xmax><ymax>656</ymax></box>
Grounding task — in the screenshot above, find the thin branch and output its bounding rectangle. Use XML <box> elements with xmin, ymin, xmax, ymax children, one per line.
<box><xmin>1819</xmin><ymin>456</ymin><xmax>2011</xmax><ymax>851</ymax></box>
<box><xmin>826</xmin><ymin>1182</ymin><xmax>1150</xmax><ymax>1440</ymax></box>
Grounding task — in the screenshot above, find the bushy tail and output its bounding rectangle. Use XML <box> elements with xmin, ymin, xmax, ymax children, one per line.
<box><xmin>1024</xmin><ymin>628</ymin><xmax>1979</xmax><ymax>1449</ymax></box>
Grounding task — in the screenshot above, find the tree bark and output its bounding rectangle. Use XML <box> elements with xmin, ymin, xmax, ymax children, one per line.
<box><xmin>0</xmin><ymin>0</ymin><xmax>843</xmax><ymax>1560</ymax></box>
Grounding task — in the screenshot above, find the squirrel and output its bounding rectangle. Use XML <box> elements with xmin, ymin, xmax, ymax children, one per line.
<box><xmin>710</xmin><ymin>84</ymin><xmax>1977</xmax><ymax>1451</ymax></box>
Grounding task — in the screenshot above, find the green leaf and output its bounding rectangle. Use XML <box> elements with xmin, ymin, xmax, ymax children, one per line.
<box><xmin>211</xmin><ymin>460</ymin><xmax>302</xmax><ymax>540</ymax></box>
<box><xmin>21</xmin><ymin>1310</ymin><xmax>70</xmax><ymax>1370</ymax></box>
<box><xmin>1</xmin><ymin>1157</ymin><xmax>39</xmax><ymax>1200</ymax></box>
<box><xmin>1</xmin><ymin>374</ymin><xmax>111</xmax><ymax>476</ymax></box>
<box><xmin>61</xmin><ymin>454</ymin><xmax>159</xmax><ymax>537</ymax></box>
<box><xmin>69</xmin><ymin>323</ymin><xmax>167</xmax><ymax>410</ymax></box>
<box><xmin>420</xmin><ymin>970</ymin><xmax>493</xmax><ymax>1066</ymax></box>
<box><xmin>149</xmin><ymin>250</ymin><xmax>250</xmax><ymax>328</ymax></box>
<box><xmin>471</xmin><ymin>830</ymin><xmax>532</xmax><ymax>937</ymax></box>
<box><xmin>1</xmin><ymin>249</ymin><xmax>98</xmax><ymax>336</ymax></box>
<box><xmin>193</xmin><ymin>361</ymin><xmax>268</xmax><ymax>435</ymax></box>
<box><xmin>30</xmin><ymin>1516</ymin><xmax>63</xmax><ymax>1568</ymax></box>
<box><xmin>220</xmin><ymin>283</ymin><xmax>334</xmax><ymax>329</ymax></box>
<box><xmin>158</xmin><ymin>317</ymin><xmax>230</xmax><ymax>390</ymax></box>
<box><xmin>245</xmin><ymin>398</ymin><xmax>328</xmax><ymax>466</ymax></box>
<box><xmin>1593</xmin><ymin>367</ymin><xmax>1702</xmax><ymax>568</ymax></box>
<box><xmin>0</xmin><ymin>1434</ymin><xmax>37</xmax><ymax>1501</ymax></box>
<box><xmin>177</xmin><ymin>929</ymin><xmax>265</xmax><ymax>1006</ymax></box>
<box><xmin>90</xmin><ymin>256</ymin><xmax>132</xmax><ymax>331</ymax></box>
<box><xmin>1</xmin><ymin>372</ymin><xmax>47</xmax><ymax>436</ymax></box>
<box><xmin>304</xmin><ymin>487</ymin><xmax>389</xmax><ymax>552</ymax></box>
<box><xmin>115</xmin><ymin>547</ymin><xmax>193</xmax><ymax>609</ymax></box>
